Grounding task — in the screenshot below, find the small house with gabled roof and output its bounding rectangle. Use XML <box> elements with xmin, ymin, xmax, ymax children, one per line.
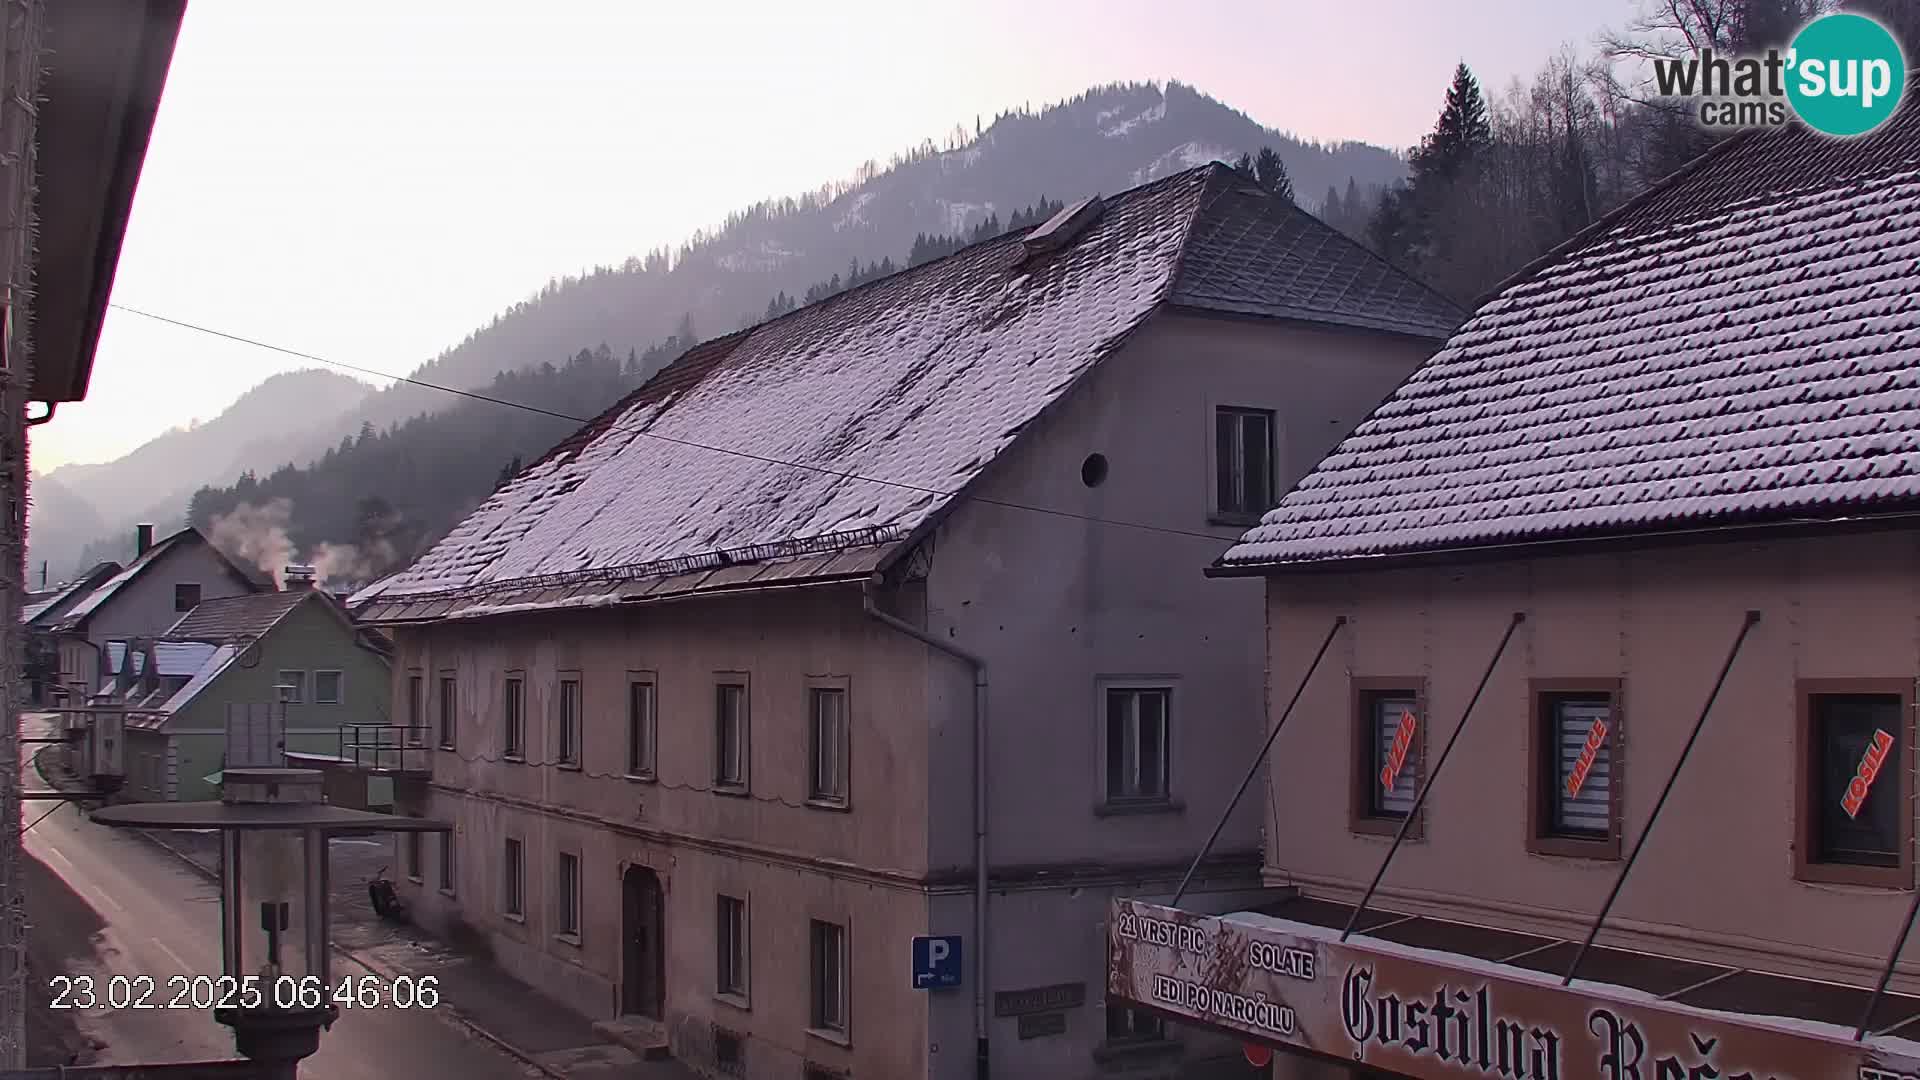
<box><xmin>49</xmin><ymin>524</ymin><xmax>266</xmax><ymax>705</ymax></box>
<box><xmin>1116</xmin><ymin>99</ymin><xmax>1920</xmax><ymax>1077</ymax></box>
<box><xmin>101</xmin><ymin>578</ymin><xmax>394</xmax><ymax>802</ymax></box>
<box><xmin>350</xmin><ymin>161</ymin><xmax>1460</xmax><ymax>1078</ymax></box>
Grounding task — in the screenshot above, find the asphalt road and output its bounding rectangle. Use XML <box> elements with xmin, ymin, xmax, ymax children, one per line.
<box><xmin>21</xmin><ymin>712</ymin><xmax>536</xmax><ymax>1079</ymax></box>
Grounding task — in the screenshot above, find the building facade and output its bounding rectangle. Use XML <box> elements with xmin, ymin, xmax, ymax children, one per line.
<box><xmin>1107</xmin><ymin>97</ymin><xmax>1920</xmax><ymax>1080</ymax></box>
<box><xmin>355</xmin><ymin>165</ymin><xmax>1460</xmax><ymax>1080</ymax></box>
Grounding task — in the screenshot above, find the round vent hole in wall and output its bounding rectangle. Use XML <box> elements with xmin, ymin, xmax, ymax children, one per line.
<box><xmin>1081</xmin><ymin>453</ymin><xmax>1109</xmax><ymax>488</ymax></box>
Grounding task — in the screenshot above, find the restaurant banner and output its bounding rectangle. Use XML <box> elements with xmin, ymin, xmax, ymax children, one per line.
<box><xmin>1108</xmin><ymin>899</ymin><xmax>1920</xmax><ymax>1080</ymax></box>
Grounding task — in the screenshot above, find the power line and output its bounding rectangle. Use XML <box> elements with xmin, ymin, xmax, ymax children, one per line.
<box><xmin>109</xmin><ymin>303</ymin><xmax>1246</xmax><ymax>546</ymax></box>
<box><xmin>20</xmin><ymin>802</ymin><xmax>62</xmax><ymax>836</ymax></box>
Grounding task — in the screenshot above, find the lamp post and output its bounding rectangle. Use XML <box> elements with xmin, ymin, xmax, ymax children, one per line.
<box><xmin>75</xmin><ymin>767</ymin><xmax>450</xmax><ymax>1080</ymax></box>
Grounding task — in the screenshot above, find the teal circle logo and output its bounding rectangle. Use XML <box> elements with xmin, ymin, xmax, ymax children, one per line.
<box><xmin>1785</xmin><ymin>13</ymin><xmax>1907</xmax><ymax>137</ymax></box>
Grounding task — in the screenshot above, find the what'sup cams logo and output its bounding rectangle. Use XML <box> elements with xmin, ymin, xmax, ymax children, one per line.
<box><xmin>1652</xmin><ymin>12</ymin><xmax>1907</xmax><ymax>137</ymax></box>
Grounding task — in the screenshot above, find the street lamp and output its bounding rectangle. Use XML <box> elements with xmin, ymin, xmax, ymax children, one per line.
<box><xmin>86</xmin><ymin>767</ymin><xmax>449</xmax><ymax>1079</ymax></box>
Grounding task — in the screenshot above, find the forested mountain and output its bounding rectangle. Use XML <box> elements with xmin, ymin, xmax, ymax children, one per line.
<box><xmin>37</xmin><ymin>79</ymin><xmax>1407</xmax><ymax>580</ymax></box>
<box><xmin>32</xmin><ymin>369</ymin><xmax>370</xmax><ymax>576</ymax></box>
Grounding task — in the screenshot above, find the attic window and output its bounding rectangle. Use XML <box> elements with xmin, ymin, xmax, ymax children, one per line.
<box><xmin>1022</xmin><ymin>196</ymin><xmax>1104</xmax><ymax>259</ymax></box>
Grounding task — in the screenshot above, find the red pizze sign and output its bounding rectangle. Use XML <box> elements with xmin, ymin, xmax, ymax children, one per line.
<box><xmin>1843</xmin><ymin>729</ymin><xmax>1896</xmax><ymax>818</ymax></box>
<box><xmin>1565</xmin><ymin>717</ymin><xmax>1608</xmax><ymax>800</ymax></box>
<box><xmin>1381</xmin><ymin>708</ymin><xmax>1417</xmax><ymax>792</ymax></box>
<box><xmin>1108</xmin><ymin>899</ymin><xmax>1920</xmax><ymax>1080</ymax></box>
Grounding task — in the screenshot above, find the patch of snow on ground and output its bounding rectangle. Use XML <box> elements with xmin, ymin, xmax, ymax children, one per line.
<box><xmin>833</xmin><ymin>192</ymin><xmax>875</xmax><ymax>233</ymax></box>
<box><xmin>1130</xmin><ymin>142</ymin><xmax>1229</xmax><ymax>185</ymax></box>
<box><xmin>716</xmin><ymin>239</ymin><xmax>800</xmax><ymax>272</ymax></box>
<box><xmin>939</xmin><ymin>200</ymin><xmax>992</xmax><ymax>235</ymax></box>
<box><xmin>1103</xmin><ymin>101</ymin><xmax>1166</xmax><ymax>139</ymax></box>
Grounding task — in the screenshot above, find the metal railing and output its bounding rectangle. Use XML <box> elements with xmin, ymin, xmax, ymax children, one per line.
<box><xmin>335</xmin><ymin>724</ymin><xmax>432</xmax><ymax>774</ymax></box>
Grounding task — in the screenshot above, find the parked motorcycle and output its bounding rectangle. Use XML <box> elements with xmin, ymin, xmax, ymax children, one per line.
<box><xmin>368</xmin><ymin>865</ymin><xmax>407</xmax><ymax>922</ymax></box>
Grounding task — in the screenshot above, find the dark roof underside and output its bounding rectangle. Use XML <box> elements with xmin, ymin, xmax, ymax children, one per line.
<box><xmin>1223</xmin><ymin>99</ymin><xmax>1920</xmax><ymax>569</ymax></box>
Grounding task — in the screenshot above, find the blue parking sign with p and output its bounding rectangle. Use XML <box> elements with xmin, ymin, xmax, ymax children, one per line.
<box><xmin>912</xmin><ymin>935</ymin><xmax>962</xmax><ymax>989</ymax></box>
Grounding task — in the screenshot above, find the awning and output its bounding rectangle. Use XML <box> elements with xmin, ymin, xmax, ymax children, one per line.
<box><xmin>202</xmin><ymin>771</ymin><xmax>221</xmax><ymax>786</ymax></box>
<box><xmin>1108</xmin><ymin>894</ymin><xmax>1920</xmax><ymax>1079</ymax></box>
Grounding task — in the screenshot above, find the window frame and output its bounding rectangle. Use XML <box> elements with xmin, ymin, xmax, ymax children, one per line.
<box><xmin>555</xmin><ymin>851</ymin><xmax>581</xmax><ymax>944</ymax></box>
<box><xmin>806</xmin><ymin>679</ymin><xmax>850</xmax><ymax>809</ymax></box>
<box><xmin>807</xmin><ymin>918</ymin><xmax>850</xmax><ymax>1042</ymax></box>
<box><xmin>1099</xmin><ymin>681</ymin><xmax>1176</xmax><ymax>810</ymax></box>
<box><xmin>276</xmin><ymin>670</ymin><xmax>306</xmax><ymax>705</ymax></box>
<box><xmin>556</xmin><ymin>672</ymin><xmax>583</xmax><ymax>770</ymax></box>
<box><xmin>1210</xmin><ymin>404</ymin><xmax>1279</xmax><ymax>525</ymax></box>
<box><xmin>626</xmin><ymin>672</ymin><xmax>658</xmax><ymax>781</ymax></box>
<box><xmin>714</xmin><ymin>675</ymin><xmax>750</xmax><ymax>794</ymax></box>
<box><xmin>437</xmin><ymin>672</ymin><xmax>458</xmax><ymax>751</ymax></box>
<box><xmin>1104</xmin><ymin>1002</ymin><xmax>1168</xmax><ymax>1045</ymax></box>
<box><xmin>502</xmin><ymin>836</ymin><xmax>525</xmax><ymax>920</ymax></box>
<box><xmin>173</xmin><ymin>582</ymin><xmax>201</xmax><ymax>613</ymax></box>
<box><xmin>716</xmin><ymin>893</ymin><xmax>750</xmax><ymax>1005</ymax></box>
<box><xmin>1350</xmin><ymin>677</ymin><xmax>1428</xmax><ymax>839</ymax></box>
<box><xmin>438</xmin><ymin>830</ymin><xmax>456</xmax><ymax>896</ymax></box>
<box><xmin>405</xmin><ymin>673</ymin><xmax>425</xmax><ymax>747</ymax></box>
<box><xmin>313</xmin><ymin>669</ymin><xmax>343</xmax><ymax>706</ymax></box>
<box><xmin>1795</xmin><ymin>678</ymin><xmax>1916</xmax><ymax>889</ymax></box>
<box><xmin>503</xmin><ymin>672</ymin><xmax>526</xmax><ymax>761</ymax></box>
<box><xmin>1526</xmin><ymin>679</ymin><xmax>1625</xmax><ymax>860</ymax></box>
<box><xmin>404</xmin><ymin>826</ymin><xmax>423</xmax><ymax>883</ymax></box>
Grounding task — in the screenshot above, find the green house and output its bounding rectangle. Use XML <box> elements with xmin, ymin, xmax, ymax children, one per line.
<box><xmin>111</xmin><ymin>584</ymin><xmax>394</xmax><ymax>802</ymax></box>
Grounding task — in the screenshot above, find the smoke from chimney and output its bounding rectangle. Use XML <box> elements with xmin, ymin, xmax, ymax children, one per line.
<box><xmin>207</xmin><ymin>497</ymin><xmax>402</xmax><ymax>591</ymax></box>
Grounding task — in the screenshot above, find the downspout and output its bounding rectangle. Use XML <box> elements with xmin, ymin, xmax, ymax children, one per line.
<box><xmin>861</xmin><ymin>577</ymin><xmax>990</xmax><ymax>1080</ymax></box>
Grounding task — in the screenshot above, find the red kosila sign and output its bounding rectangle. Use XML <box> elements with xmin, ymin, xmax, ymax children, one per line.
<box><xmin>1842</xmin><ymin>728</ymin><xmax>1896</xmax><ymax>818</ymax></box>
<box><xmin>1565</xmin><ymin>718</ymin><xmax>1609</xmax><ymax>800</ymax></box>
<box><xmin>1379</xmin><ymin>709</ymin><xmax>1416</xmax><ymax>792</ymax></box>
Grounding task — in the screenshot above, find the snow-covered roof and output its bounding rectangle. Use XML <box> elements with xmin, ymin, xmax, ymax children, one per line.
<box><xmin>22</xmin><ymin>562</ymin><xmax>121</xmax><ymax>628</ymax></box>
<box><xmin>1221</xmin><ymin>100</ymin><xmax>1920</xmax><ymax>570</ymax></box>
<box><xmin>355</xmin><ymin>163</ymin><xmax>1461</xmax><ymax>622</ymax></box>
<box><xmin>166</xmin><ymin>590</ymin><xmax>308</xmax><ymax>640</ymax></box>
<box><xmin>152</xmin><ymin>640</ymin><xmax>219</xmax><ymax>677</ymax></box>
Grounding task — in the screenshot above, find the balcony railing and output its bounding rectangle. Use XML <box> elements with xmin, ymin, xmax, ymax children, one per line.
<box><xmin>336</xmin><ymin>724</ymin><xmax>433</xmax><ymax>775</ymax></box>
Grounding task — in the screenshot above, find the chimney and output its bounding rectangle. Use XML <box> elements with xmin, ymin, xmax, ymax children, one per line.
<box><xmin>135</xmin><ymin>523</ymin><xmax>154</xmax><ymax>557</ymax></box>
<box><xmin>283</xmin><ymin>564</ymin><xmax>316</xmax><ymax>591</ymax></box>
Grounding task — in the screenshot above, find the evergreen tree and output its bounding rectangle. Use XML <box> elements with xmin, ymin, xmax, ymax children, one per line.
<box><xmin>1254</xmin><ymin>147</ymin><xmax>1294</xmax><ymax>203</ymax></box>
<box><xmin>1411</xmin><ymin>63</ymin><xmax>1493</xmax><ymax>184</ymax></box>
<box><xmin>1233</xmin><ymin>151</ymin><xmax>1254</xmax><ymax>175</ymax></box>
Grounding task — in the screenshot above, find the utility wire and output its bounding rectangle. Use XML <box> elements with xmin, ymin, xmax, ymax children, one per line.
<box><xmin>109</xmin><ymin>303</ymin><xmax>1247</xmax><ymax>547</ymax></box>
<box><xmin>20</xmin><ymin>801</ymin><xmax>62</xmax><ymax>836</ymax></box>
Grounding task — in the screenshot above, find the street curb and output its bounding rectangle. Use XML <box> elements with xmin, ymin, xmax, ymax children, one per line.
<box><xmin>127</xmin><ymin>829</ymin><xmax>571</xmax><ymax>1080</ymax></box>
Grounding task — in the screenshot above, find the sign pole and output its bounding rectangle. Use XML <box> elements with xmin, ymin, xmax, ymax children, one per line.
<box><xmin>1560</xmin><ymin>610</ymin><xmax>1760</xmax><ymax>987</ymax></box>
<box><xmin>1341</xmin><ymin>612</ymin><xmax>1524</xmax><ymax>942</ymax></box>
<box><xmin>1170</xmin><ymin>616</ymin><xmax>1345</xmax><ymax>908</ymax></box>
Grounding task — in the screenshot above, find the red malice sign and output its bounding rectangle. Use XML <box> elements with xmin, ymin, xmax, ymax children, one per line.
<box><xmin>1842</xmin><ymin>728</ymin><xmax>1896</xmax><ymax>818</ymax></box>
<box><xmin>1379</xmin><ymin>708</ymin><xmax>1417</xmax><ymax>792</ymax></box>
<box><xmin>1565</xmin><ymin>718</ymin><xmax>1609</xmax><ymax>800</ymax></box>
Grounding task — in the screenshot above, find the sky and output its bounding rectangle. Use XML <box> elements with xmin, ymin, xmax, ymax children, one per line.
<box><xmin>32</xmin><ymin>0</ymin><xmax>1637</xmax><ymax>473</ymax></box>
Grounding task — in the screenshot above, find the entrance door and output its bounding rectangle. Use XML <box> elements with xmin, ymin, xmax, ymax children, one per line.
<box><xmin>621</xmin><ymin>866</ymin><xmax>664</xmax><ymax>1018</ymax></box>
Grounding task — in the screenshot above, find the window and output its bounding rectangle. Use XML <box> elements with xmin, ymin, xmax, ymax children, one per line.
<box><xmin>439</xmin><ymin>832</ymin><xmax>456</xmax><ymax>894</ymax></box>
<box><xmin>808</xmin><ymin>686</ymin><xmax>848</xmax><ymax>806</ymax></box>
<box><xmin>1529</xmin><ymin>681</ymin><xmax>1623</xmax><ymax>859</ymax></box>
<box><xmin>503</xmin><ymin>676</ymin><xmax>525</xmax><ymax>760</ymax></box>
<box><xmin>627</xmin><ymin>677</ymin><xmax>656</xmax><ymax>778</ymax></box>
<box><xmin>715</xmin><ymin>681</ymin><xmax>748</xmax><ymax>789</ymax></box>
<box><xmin>556</xmin><ymin>853</ymin><xmax>580</xmax><ymax>939</ymax></box>
<box><xmin>557</xmin><ymin>676</ymin><xmax>582</xmax><ymax>767</ymax></box>
<box><xmin>314</xmin><ymin>670</ymin><xmax>342</xmax><ymax>705</ymax></box>
<box><xmin>809</xmin><ymin>920</ymin><xmax>847</xmax><ymax>1034</ymax></box>
<box><xmin>502</xmin><ymin>838</ymin><xmax>524</xmax><ymax>917</ymax></box>
<box><xmin>1352</xmin><ymin>680</ymin><xmax>1424</xmax><ymax>837</ymax></box>
<box><xmin>276</xmin><ymin>671</ymin><xmax>305</xmax><ymax>704</ymax></box>
<box><xmin>406</xmin><ymin>675</ymin><xmax>425</xmax><ymax>746</ymax></box>
<box><xmin>405</xmin><ymin>829</ymin><xmax>423</xmax><ymax>882</ymax></box>
<box><xmin>438</xmin><ymin>675</ymin><xmax>457</xmax><ymax>750</ymax></box>
<box><xmin>1214</xmin><ymin>406</ymin><xmax>1276</xmax><ymax>519</ymax></box>
<box><xmin>173</xmin><ymin>583</ymin><xmax>201</xmax><ymax>612</ymax></box>
<box><xmin>1104</xmin><ymin>687</ymin><xmax>1170</xmax><ymax>804</ymax></box>
<box><xmin>716</xmin><ymin>894</ymin><xmax>748</xmax><ymax>998</ymax></box>
<box><xmin>1797</xmin><ymin>680</ymin><xmax>1915</xmax><ymax>888</ymax></box>
<box><xmin>1106</xmin><ymin>1004</ymin><xmax>1166</xmax><ymax>1043</ymax></box>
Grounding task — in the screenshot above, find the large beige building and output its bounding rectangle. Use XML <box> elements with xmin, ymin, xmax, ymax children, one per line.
<box><xmin>350</xmin><ymin>164</ymin><xmax>1461</xmax><ymax>1079</ymax></box>
<box><xmin>1107</xmin><ymin>98</ymin><xmax>1920</xmax><ymax>1080</ymax></box>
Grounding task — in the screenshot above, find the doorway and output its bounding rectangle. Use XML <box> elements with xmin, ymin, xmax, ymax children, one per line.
<box><xmin>621</xmin><ymin>865</ymin><xmax>664</xmax><ymax>1018</ymax></box>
